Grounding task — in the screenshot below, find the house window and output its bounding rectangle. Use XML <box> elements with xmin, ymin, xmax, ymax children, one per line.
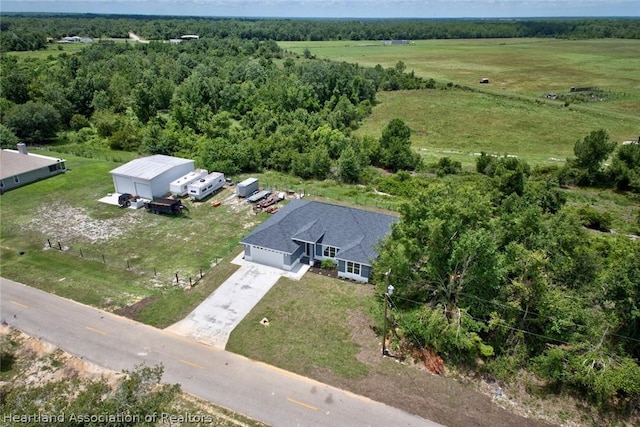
<box><xmin>346</xmin><ymin>261</ymin><xmax>361</xmax><ymax>275</ymax></box>
<box><xmin>323</xmin><ymin>246</ymin><xmax>337</xmax><ymax>258</ymax></box>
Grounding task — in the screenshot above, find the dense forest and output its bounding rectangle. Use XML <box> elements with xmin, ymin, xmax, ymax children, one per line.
<box><xmin>1</xmin><ymin>16</ymin><xmax>640</xmax><ymax>418</ymax></box>
<box><xmin>0</xmin><ymin>37</ymin><xmax>425</xmax><ymax>178</ymax></box>
<box><xmin>1</xmin><ymin>15</ymin><xmax>639</xmax><ymax>51</ymax></box>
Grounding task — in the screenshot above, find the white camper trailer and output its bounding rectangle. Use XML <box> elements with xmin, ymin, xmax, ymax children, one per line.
<box><xmin>169</xmin><ymin>169</ymin><xmax>208</xmax><ymax>197</ymax></box>
<box><xmin>188</xmin><ymin>172</ymin><xmax>225</xmax><ymax>201</ymax></box>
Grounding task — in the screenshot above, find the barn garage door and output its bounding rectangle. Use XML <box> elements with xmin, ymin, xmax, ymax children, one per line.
<box><xmin>134</xmin><ymin>181</ymin><xmax>152</xmax><ymax>199</ymax></box>
<box><xmin>250</xmin><ymin>246</ymin><xmax>284</xmax><ymax>269</ymax></box>
<box><xmin>114</xmin><ymin>175</ymin><xmax>133</xmax><ymax>195</ymax></box>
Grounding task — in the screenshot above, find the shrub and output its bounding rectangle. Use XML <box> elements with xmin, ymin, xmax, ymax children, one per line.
<box><xmin>320</xmin><ymin>259</ymin><xmax>337</xmax><ymax>270</ymax></box>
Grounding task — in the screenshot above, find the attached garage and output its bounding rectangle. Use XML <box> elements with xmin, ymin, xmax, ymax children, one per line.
<box><xmin>246</xmin><ymin>246</ymin><xmax>286</xmax><ymax>269</ymax></box>
<box><xmin>110</xmin><ymin>155</ymin><xmax>194</xmax><ymax>200</ymax></box>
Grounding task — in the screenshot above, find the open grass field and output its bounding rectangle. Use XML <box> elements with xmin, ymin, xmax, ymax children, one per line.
<box><xmin>280</xmin><ymin>38</ymin><xmax>640</xmax><ymax>166</ymax></box>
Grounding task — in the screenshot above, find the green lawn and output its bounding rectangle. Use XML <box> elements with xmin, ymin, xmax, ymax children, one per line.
<box><xmin>0</xmin><ymin>151</ymin><xmax>255</xmax><ymax>325</ymax></box>
<box><xmin>227</xmin><ymin>273</ymin><xmax>373</xmax><ymax>379</ymax></box>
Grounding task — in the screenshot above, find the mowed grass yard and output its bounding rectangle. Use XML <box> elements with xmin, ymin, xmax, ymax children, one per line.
<box><xmin>0</xmin><ymin>150</ymin><xmax>258</xmax><ymax>326</ymax></box>
<box><xmin>281</xmin><ymin>38</ymin><xmax>640</xmax><ymax>166</ymax></box>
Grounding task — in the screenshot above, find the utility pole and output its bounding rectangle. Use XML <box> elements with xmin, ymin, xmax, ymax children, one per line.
<box><xmin>382</xmin><ymin>270</ymin><xmax>394</xmax><ymax>357</ymax></box>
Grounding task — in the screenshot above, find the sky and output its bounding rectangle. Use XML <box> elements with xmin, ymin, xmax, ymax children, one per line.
<box><xmin>1</xmin><ymin>0</ymin><xmax>638</xmax><ymax>18</ymax></box>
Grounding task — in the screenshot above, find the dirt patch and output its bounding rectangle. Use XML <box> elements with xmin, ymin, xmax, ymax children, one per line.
<box><xmin>114</xmin><ymin>295</ymin><xmax>159</xmax><ymax>320</ymax></box>
<box><xmin>24</xmin><ymin>204</ymin><xmax>145</xmax><ymax>243</ymax></box>
<box><xmin>308</xmin><ymin>309</ymin><xmax>555</xmax><ymax>427</ymax></box>
<box><xmin>1</xmin><ymin>326</ymin><xmax>121</xmax><ymax>388</ymax></box>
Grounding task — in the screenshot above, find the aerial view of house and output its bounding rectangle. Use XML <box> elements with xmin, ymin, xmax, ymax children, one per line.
<box><xmin>240</xmin><ymin>200</ymin><xmax>398</xmax><ymax>282</ymax></box>
<box><xmin>0</xmin><ymin>144</ymin><xmax>66</xmax><ymax>193</ymax></box>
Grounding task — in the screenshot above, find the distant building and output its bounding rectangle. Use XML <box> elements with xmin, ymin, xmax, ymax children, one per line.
<box><xmin>60</xmin><ymin>36</ymin><xmax>93</xmax><ymax>43</ymax></box>
<box><xmin>0</xmin><ymin>144</ymin><xmax>66</xmax><ymax>193</ymax></box>
<box><xmin>480</xmin><ymin>78</ymin><xmax>490</xmax><ymax>84</ymax></box>
<box><xmin>181</xmin><ymin>35</ymin><xmax>200</xmax><ymax>40</ymax></box>
<box><xmin>383</xmin><ymin>40</ymin><xmax>409</xmax><ymax>45</ymax></box>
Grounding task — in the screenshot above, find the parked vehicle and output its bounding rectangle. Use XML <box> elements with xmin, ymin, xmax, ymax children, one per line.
<box><xmin>144</xmin><ymin>198</ymin><xmax>189</xmax><ymax>215</ymax></box>
<box><xmin>118</xmin><ymin>193</ymin><xmax>139</xmax><ymax>208</ymax></box>
<box><xmin>188</xmin><ymin>172</ymin><xmax>225</xmax><ymax>201</ymax></box>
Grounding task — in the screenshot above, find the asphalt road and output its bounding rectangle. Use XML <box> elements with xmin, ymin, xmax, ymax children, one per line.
<box><xmin>0</xmin><ymin>277</ymin><xmax>441</xmax><ymax>427</ymax></box>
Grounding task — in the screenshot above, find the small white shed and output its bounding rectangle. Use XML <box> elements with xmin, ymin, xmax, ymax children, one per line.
<box><xmin>110</xmin><ymin>155</ymin><xmax>195</xmax><ymax>200</ymax></box>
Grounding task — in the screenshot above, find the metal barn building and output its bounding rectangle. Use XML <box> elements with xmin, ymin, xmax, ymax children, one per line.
<box><xmin>110</xmin><ymin>155</ymin><xmax>195</xmax><ymax>200</ymax></box>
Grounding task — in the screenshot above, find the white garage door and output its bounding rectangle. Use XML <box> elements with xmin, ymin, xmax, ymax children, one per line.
<box><xmin>250</xmin><ymin>246</ymin><xmax>285</xmax><ymax>269</ymax></box>
<box><xmin>134</xmin><ymin>181</ymin><xmax>152</xmax><ymax>199</ymax></box>
<box><xmin>114</xmin><ymin>175</ymin><xmax>134</xmax><ymax>195</ymax></box>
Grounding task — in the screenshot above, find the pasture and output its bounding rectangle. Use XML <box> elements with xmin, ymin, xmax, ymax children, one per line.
<box><xmin>281</xmin><ymin>38</ymin><xmax>640</xmax><ymax>165</ymax></box>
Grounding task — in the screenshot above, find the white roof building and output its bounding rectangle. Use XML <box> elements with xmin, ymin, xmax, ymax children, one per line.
<box><xmin>110</xmin><ymin>155</ymin><xmax>195</xmax><ymax>200</ymax></box>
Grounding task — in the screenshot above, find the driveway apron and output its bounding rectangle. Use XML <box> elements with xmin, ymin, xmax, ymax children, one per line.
<box><xmin>166</xmin><ymin>254</ymin><xmax>308</xmax><ymax>348</ymax></box>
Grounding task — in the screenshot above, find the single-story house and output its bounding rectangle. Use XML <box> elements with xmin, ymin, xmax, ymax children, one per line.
<box><xmin>240</xmin><ymin>200</ymin><xmax>398</xmax><ymax>282</ymax></box>
<box><xmin>0</xmin><ymin>145</ymin><xmax>66</xmax><ymax>193</ymax></box>
<box><xmin>109</xmin><ymin>155</ymin><xmax>195</xmax><ymax>200</ymax></box>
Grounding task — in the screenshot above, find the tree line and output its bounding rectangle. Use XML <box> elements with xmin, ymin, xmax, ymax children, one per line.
<box><xmin>2</xmin><ymin>15</ymin><xmax>639</xmax><ymax>52</ymax></box>
<box><xmin>0</xmin><ymin>37</ymin><xmax>425</xmax><ymax>179</ymax></box>
<box><xmin>373</xmin><ymin>131</ymin><xmax>640</xmax><ymax>415</ymax></box>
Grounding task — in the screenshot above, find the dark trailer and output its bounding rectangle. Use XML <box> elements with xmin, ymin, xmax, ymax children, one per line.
<box><xmin>144</xmin><ymin>198</ymin><xmax>189</xmax><ymax>215</ymax></box>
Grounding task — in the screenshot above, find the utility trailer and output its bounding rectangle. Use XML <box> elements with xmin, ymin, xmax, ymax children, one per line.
<box><xmin>144</xmin><ymin>198</ymin><xmax>189</xmax><ymax>215</ymax></box>
<box><xmin>256</xmin><ymin>192</ymin><xmax>285</xmax><ymax>209</ymax></box>
<box><xmin>236</xmin><ymin>177</ymin><xmax>259</xmax><ymax>197</ymax></box>
<box><xmin>247</xmin><ymin>190</ymin><xmax>271</xmax><ymax>203</ymax></box>
<box><xmin>188</xmin><ymin>172</ymin><xmax>225</xmax><ymax>201</ymax></box>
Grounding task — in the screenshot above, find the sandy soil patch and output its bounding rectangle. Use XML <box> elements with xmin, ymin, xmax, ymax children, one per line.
<box><xmin>23</xmin><ymin>204</ymin><xmax>145</xmax><ymax>243</ymax></box>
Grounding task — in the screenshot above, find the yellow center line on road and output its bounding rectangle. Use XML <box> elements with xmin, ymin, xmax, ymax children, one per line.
<box><xmin>287</xmin><ymin>397</ymin><xmax>319</xmax><ymax>411</ymax></box>
<box><xmin>85</xmin><ymin>326</ymin><xmax>108</xmax><ymax>336</ymax></box>
<box><xmin>179</xmin><ymin>359</ymin><xmax>204</xmax><ymax>369</ymax></box>
<box><xmin>10</xmin><ymin>300</ymin><xmax>29</xmax><ymax>308</ymax></box>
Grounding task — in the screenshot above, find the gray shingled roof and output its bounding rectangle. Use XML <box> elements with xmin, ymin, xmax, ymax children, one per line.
<box><xmin>240</xmin><ymin>200</ymin><xmax>398</xmax><ymax>265</ymax></box>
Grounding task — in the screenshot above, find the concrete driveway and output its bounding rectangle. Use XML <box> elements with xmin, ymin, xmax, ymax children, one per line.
<box><xmin>165</xmin><ymin>253</ymin><xmax>308</xmax><ymax>349</ymax></box>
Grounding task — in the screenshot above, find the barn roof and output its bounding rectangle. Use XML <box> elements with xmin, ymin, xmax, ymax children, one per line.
<box><xmin>110</xmin><ymin>155</ymin><xmax>193</xmax><ymax>180</ymax></box>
